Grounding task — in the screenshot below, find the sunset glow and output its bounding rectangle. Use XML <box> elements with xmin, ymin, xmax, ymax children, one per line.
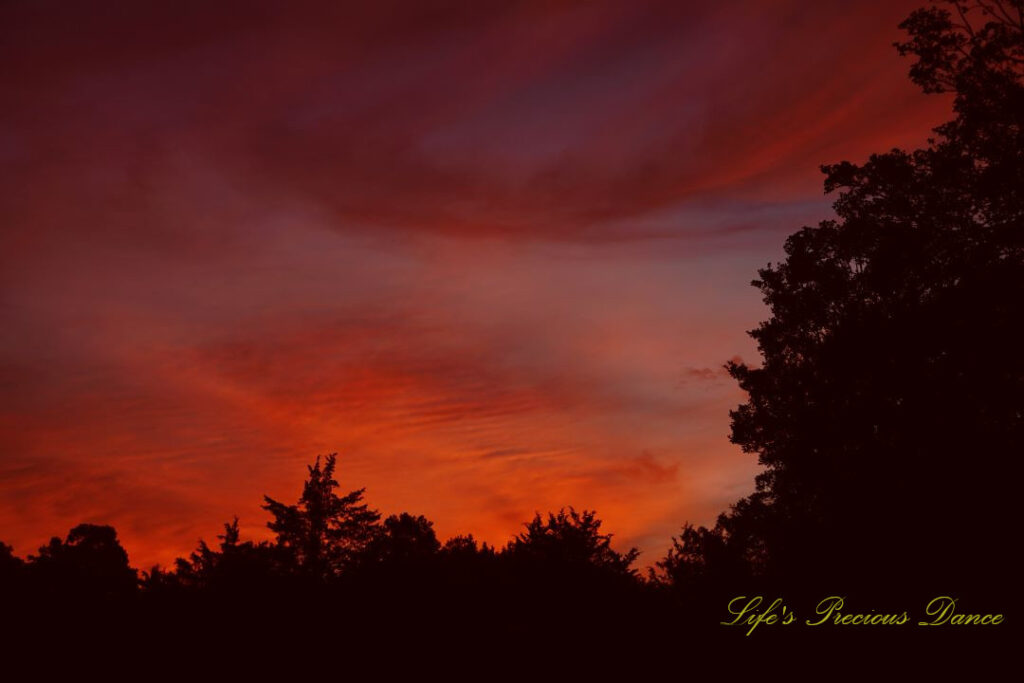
<box><xmin>0</xmin><ymin>0</ymin><xmax>952</xmax><ymax>570</ymax></box>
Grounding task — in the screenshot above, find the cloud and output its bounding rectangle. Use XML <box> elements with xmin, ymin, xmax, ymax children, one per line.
<box><xmin>0</xmin><ymin>0</ymin><xmax>952</xmax><ymax>568</ymax></box>
<box><xmin>3</xmin><ymin>0</ymin><xmax>949</xmax><ymax>247</ymax></box>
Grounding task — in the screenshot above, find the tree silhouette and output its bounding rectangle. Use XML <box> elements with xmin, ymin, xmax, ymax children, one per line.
<box><xmin>435</xmin><ymin>533</ymin><xmax>499</xmax><ymax>596</ymax></box>
<box><xmin>703</xmin><ymin>0</ymin><xmax>1023</xmax><ymax>596</ymax></box>
<box><xmin>0</xmin><ymin>541</ymin><xmax>25</xmax><ymax>603</ymax></box>
<box><xmin>0</xmin><ymin>541</ymin><xmax>22</xmax><ymax>572</ymax></box>
<box><xmin>262</xmin><ymin>453</ymin><xmax>381</xmax><ymax>579</ymax></box>
<box><xmin>440</xmin><ymin>534</ymin><xmax>489</xmax><ymax>558</ymax></box>
<box><xmin>495</xmin><ymin>508</ymin><xmax>650</xmax><ymax>641</ymax></box>
<box><xmin>29</xmin><ymin>524</ymin><xmax>138</xmax><ymax>600</ymax></box>
<box><xmin>361</xmin><ymin>513</ymin><xmax>441</xmax><ymax>569</ymax></box>
<box><xmin>507</xmin><ymin>507</ymin><xmax>639</xmax><ymax>578</ymax></box>
<box><xmin>655</xmin><ymin>518</ymin><xmax>756</xmax><ymax>588</ymax></box>
<box><xmin>163</xmin><ymin>517</ymin><xmax>282</xmax><ymax>593</ymax></box>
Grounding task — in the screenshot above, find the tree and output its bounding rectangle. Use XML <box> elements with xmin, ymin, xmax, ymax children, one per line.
<box><xmin>361</xmin><ymin>513</ymin><xmax>441</xmax><ymax>568</ymax></box>
<box><xmin>715</xmin><ymin>0</ymin><xmax>1022</xmax><ymax>595</ymax></box>
<box><xmin>0</xmin><ymin>541</ymin><xmax>22</xmax><ymax>573</ymax></box>
<box><xmin>165</xmin><ymin>517</ymin><xmax>281</xmax><ymax>592</ymax></box>
<box><xmin>262</xmin><ymin>453</ymin><xmax>381</xmax><ymax>579</ymax></box>
<box><xmin>506</xmin><ymin>507</ymin><xmax>639</xmax><ymax>578</ymax></box>
<box><xmin>0</xmin><ymin>541</ymin><xmax>25</xmax><ymax>599</ymax></box>
<box><xmin>29</xmin><ymin>524</ymin><xmax>138</xmax><ymax>599</ymax></box>
<box><xmin>440</xmin><ymin>534</ymin><xmax>487</xmax><ymax>557</ymax></box>
<box><xmin>498</xmin><ymin>508</ymin><xmax>644</xmax><ymax>636</ymax></box>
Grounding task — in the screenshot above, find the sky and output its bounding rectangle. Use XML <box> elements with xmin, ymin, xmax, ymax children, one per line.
<box><xmin>0</xmin><ymin>0</ymin><xmax>952</xmax><ymax>570</ymax></box>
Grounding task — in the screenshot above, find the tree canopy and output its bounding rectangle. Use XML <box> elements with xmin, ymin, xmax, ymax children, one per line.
<box><xmin>507</xmin><ymin>507</ymin><xmax>640</xmax><ymax>579</ymax></box>
<box><xmin>262</xmin><ymin>453</ymin><xmax>382</xmax><ymax>579</ymax></box>
<box><xmin>683</xmin><ymin>0</ymin><xmax>1024</xmax><ymax>597</ymax></box>
<box><xmin>29</xmin><ymin>523</ymin><xmax>138</xmax><ymax>599</ymax></box>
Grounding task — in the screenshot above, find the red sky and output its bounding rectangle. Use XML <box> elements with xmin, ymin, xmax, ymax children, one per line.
<box><xmin>0</xmin><ymin>0</ymin><xmax>951</xmax><ymax>570</ymax></box>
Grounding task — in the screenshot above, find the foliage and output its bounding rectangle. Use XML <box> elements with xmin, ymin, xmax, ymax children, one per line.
<box><xmin>262</xmin><ymin>453</ymin><xmax>382</xmax><ymax>579</ymax></box>
<box><xmin>29</xmin><ymin>523</ymin><xmax>138</xmax><ymax>598</ymax></box>
<box><xmin>165</xmin><ymin>517</ymin><xmax>281</xmax><ymax>592</ymax></box>
<box><xmin>361</xmin><ymin>513</ymin><xmax>441</xmax><ymax>568</ymax></box>
<box><xmin>506</xmin><ymin>507</ymin><xmax>639</xmax><ymax>578</ymax></box>
<box><xmin>707</xmin><ymin>0</ymin><xmax>1023</xmax><ymax>591</ymax></box>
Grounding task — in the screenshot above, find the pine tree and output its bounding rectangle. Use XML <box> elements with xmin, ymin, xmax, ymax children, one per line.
<box><xmin>262</xmin><ymin>453</ymin><xmax>381</xmax><ymax>579</ymax></box>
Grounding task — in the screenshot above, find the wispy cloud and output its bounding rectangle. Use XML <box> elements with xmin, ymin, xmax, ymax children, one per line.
<box><xmin>0</xmin><ymin>0</ymin><xmax>949</xmax><ymax>568</ymax></box>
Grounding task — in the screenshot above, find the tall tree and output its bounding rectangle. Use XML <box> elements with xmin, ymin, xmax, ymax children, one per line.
<box><xmin>700</xmin><ymin>0</ymin><xmax>1022</xmax><ymax>596</ymax></box>
<box><xmin>262</xmin><ymin>453</ymin><xmax>381</xmax><ymax>579</ymax></box>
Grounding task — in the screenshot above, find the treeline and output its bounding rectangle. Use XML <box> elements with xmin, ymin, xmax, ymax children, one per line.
<box><xmin>0</xmin><ymin>453</ymin><xmax>656</xmax><ymax>603</ymax></box>
<box><xmin>0</xmin><ymin>454</ymin><xmax>714</xmax><ymax>652</ymax></box>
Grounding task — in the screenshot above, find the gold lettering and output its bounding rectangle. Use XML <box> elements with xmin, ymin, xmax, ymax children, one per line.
<box><xmin>806</xmin><ymin>596</ymin><xmax>844</xmax><ymax>627</ymax></box>
<box><xmin>919</xmin><ymin>596</ymin><xmax>1002</xmax><ymax>626</ymax></box>
<box><xmin>920</xmin><ymin>596</ymin><xmax>957</xmax><ymax>626</ymax></box>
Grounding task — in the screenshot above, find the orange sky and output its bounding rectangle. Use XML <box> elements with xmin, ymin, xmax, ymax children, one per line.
<box><xmin>0</xmin><ymin>0</ymin><xmax>952</xmax><ymax>570</ymax></box>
